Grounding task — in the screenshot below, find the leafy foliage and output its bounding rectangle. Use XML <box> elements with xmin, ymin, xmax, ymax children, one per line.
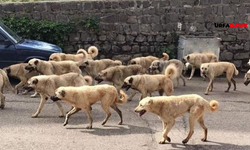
<box><xmin>160</xmin><ymin>33</ymin><xmax>179</xmax><ymax>59</ymax></box>
<box><xmin>81</xmin><ymin>17</ymin><xmax>100</xmax><ymax>33</ymax></box>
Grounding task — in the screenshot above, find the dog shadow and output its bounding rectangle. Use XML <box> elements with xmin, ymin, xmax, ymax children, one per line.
<box><xmin>167</xmin><ymin>140</ymin><xmax>250</xmax><ymax>150</ymax></box>
<box><xmin>66</xmin><ymin>124</ymin><xmax>155</xmax><ymax>136</ymax></box>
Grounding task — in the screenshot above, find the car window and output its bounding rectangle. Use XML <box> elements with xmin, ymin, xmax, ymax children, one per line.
<box><xmin>0</xmin><ymin>33</ymin><xmax>6</xmax><ymax>42</ymax></box>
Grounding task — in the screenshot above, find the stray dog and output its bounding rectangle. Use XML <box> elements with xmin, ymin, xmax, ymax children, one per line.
<box><xmin>25</xmin><ymin>58</ymin><xmax>82</xmax><ymax>75</ymax></box>
<box><xmin>79</xmin><ymin>59</ymin><xmax>122</xmax><ymax>79</ymax></box>
<box><xmin>25</xmin><ymin>73</ymin><xmax>92</xmax><ymax>118</ymax></box>
<box><xmin>200</xmin><ymin>62</ymin><xmax>238</xmax><ymax>95</ymax></box>
<box><xmin>244</xmin><ymin>69</ymin><xmax>250</xmax><ymax>86</ymax></box>
<box><xmin>149</xmin><ymin>59</ymin><xmax>186</xmax><ymax>87</ymax></box>
<box><xmin>182</xmin><ymin>53</ymin><xmax>218</xmax><ymax>80</ymax></box>
<box><xmin>49</xmin><ymin>50</ymin><xmax>88</xmax><ymax>62</ymax></box>
<box><xmin>95</xmin><ymin>65</ymin><xmax>144</xmax><ymax>101</ymax></box>
<box><xmin>77</xmin><ymin>46</ymin><xmax>99</xmax><ymax>59</ymax></box>
<box><xmin>129</xmin><ymin>56</ymin><xmax>159</xmax><ymax>73</ymax></box>
<box><xmin>0</xmin><ymin>69</ymin><xmax>15</xmax><ymax>109</ymax></box>
<box><xmin>134</xmin><ymin>94</ymin><xmax>219</xmax><ymax>144</ymax></box>
<box><xmin>51</xmin><ymin>84</ymin><xmax>127</xmax><ymax>129</ymax></box>
<box><xmin>3</xmin><ymin>63</ymin><xmax>39</xmax><ymax>95</ymax></box>
<box><xmin>123</xmin><ymin>67</ymin><xmax>174</xmax><ymax>100</ymax></box>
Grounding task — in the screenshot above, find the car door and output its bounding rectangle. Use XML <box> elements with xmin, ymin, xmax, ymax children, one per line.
<box><xmin>0</xmin><ymin>33</ymin><xmax>17</xmax><ymax>68</ymax></box>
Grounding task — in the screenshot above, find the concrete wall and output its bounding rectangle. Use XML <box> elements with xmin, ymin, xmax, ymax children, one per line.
<box><xmin>0</xmin><ymin>0</ymin><xmax>250</xmax><ymax>70</ymax></box>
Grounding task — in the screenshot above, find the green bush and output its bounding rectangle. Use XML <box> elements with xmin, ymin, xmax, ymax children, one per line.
<box><xmin>1</xmin><ymin>17</ymin><xmax>74</xmax><ymax>50</ymax></box>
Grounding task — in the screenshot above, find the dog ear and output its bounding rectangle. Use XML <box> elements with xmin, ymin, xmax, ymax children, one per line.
<box><xmin>148</xmin><ymin>99</ymin><xmax>153</xmax><ymax>105</ymax></box>
<box><xmin>32</xmin><ymin>78</ymin><xmax>38</xmax><ymax>85</ymax></box>
<box><xmin>103</xmin><ymin>72</ymin><xmax>107</xmax><ymax>76</ymax></box>
<box><xmin>60</xmin><ymin>90</ymin><xmax>66</xmax><ymax>97</ymax></box>
<box><xmin>85</xmin><ymin>61</ymin><xmax>89</xmax><ymax>65</ymax></box>
<box><xmin>6</xmin><ymin>68</ymin><xmax>11</xmax><ymax>74</ymax></box>
<box><xmin>129</xmin><ymin>77</ymin><xmax>133</xmax><ymax>84</ymax></box>
<box><xmin>187</xmin><ymin>55</ymin><xmax>190</xmax><ymax>60</ymax></box>
<box><xmin>34</xmin><ymin>60</ymin><xmax>39</xmax><ymax>65</ymax></box>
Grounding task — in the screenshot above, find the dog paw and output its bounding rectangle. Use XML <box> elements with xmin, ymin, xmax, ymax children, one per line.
<box><xmin>86</xmin><ymin>126</ymin><xmax>92</xmax><ymax>129</ymax></box>
<box><xmin>118</xmin><ymin>121</ymin><xmax>122</xmax><ymax>125</ymax></box>
<box><xmin>31</xmin><ymin>114</ymin><xmax>38</xmax><ymax>118</ymax></box>
<box><xmin>166</xmin><ymin>137</ymin><xmax>171</xmax><ymax>142</ymax></box>
<box><xmin>188</xmin><ymin>78</ymin><xmax>192</xmax><ymax>80</ymax></box>
<box><xmin>101</xmin><ymin>121</ymin><xmax>107</xmax><ymax>125</ymax></box>
<box><xmin>30</xmin><ymin>95</ymin><xmax>37</xmax><ymax>98</ymax></box>
<box><xmin>224</xmin><ymin>90</ymin><xmax>229</xmax><ymax>93</ymax></box>
<box><xmin>63</xmin><ymin>122</ymin><xmax>68</xmax><ymax>126</ymax></box>
<box><xmin>204</xmin><ymin>92</ymin><xmax>208</xmax><ymax>95</ymax></box>
<box><xmin>201</xmin><ymin>138</ymin><xmax>207</xmax><ymax>142</ymax></box>
<box><xmin>59</xmin><ymin>115</ymin><xmax>64</xmax><ymax>118</ymax></box>
<box><xmin>182</xmin><ymin>139</ymin><xmax>188</xmax><ymax>144</ymax></box>
<box><xmin>159</xmin><ymin>140</ymin><xmax>165</xmax><ymax>144</ymax></box>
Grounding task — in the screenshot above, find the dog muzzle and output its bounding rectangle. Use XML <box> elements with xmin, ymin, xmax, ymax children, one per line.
<box><xmin>94</xmin><ymin>77</ymin><xmax>103</xmax><ymax>84</ymax></box>
<box><xmin>134</xmin><ymin>109</ymin><xmax>146</xmax><ymax>117</ymax></box>
<box><xmin>244</xmin><ymin>80</ymin><xmax>250</xmax><ymax>86</ymax></box>
<box><xmin>50</xmin><ymin>96</ymin><xmax>61</xmax><ymax>102</ymax></box>
<box><xmin>22</xmin><ymin>86</ymin><xmax>34</xmax><ymax>92</ymax></box>
<box><xmin>25</xmin><ymin>66</ymin><xmax>35</xmax><ymax>73</ymax></box>
<box><xmin>122</xmin><ymin>83</ymin><xmax>131</xmax><ymax>91</ymax></box>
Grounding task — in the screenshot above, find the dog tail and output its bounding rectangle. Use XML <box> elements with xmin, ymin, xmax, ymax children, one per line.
<box><xmin>116</xmin><ymin>90</ymin><xmax>127</xmax><ymax>104</ymax></box>
<box><xmin>162</xmin><ymin>53</ymin><xmax>169</xmax><ymax>61</ymax></box>
<box><xmin>114</xmin><ymin>60</ymin><xmax>122</xmax><ymax>66</ymax></box>
<box><xmin>0</xmin><ymin>69</ymin><xmax>15</xmax><ymax>93</ymax></box>
<box><xmin>206</xmin><ymin>100</ymin><xmax>219</xmax><ymax>112</ymax></box>
<box><xmin>83</xmin><ymin>75</ymin><xmax>93</xmax><ymax>85</ymax></box>
<box><xmin>88</xmin><ymin>46</ymin><xmax>99</xmax><ymax>59</ymax></box>
<box><xmin>76</xmin><ymin>49</ymin><xmax>88</xmax><ymax>61</ymax></box>
<box><xmin>164</xmin><ymin>64</ymin><xmax>178</xmax><ymax>79</ymax></box>
<box><xmin>233</xmin><ymin>64</ymin><xmax>239</xmax><ymax>76</ymax></box>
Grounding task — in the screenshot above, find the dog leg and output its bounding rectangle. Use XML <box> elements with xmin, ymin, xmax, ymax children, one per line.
<box><xmin>140</xmin><ymin>92</ymin><xmax>147</xmax><ymax>100</ymax></box>
<box><xmin>30</xmin><ymin>92</ymin><xmax>38</xmax><ymax>98</ymax></box>
<box><xmin>182</xmin><ymin>116</ymin><xmax>195</xmax><ymax>144</ymax></box>
<box><xmin>200</xmin><ymin>72</ymin><xmax>206</xmax><ymax>81</ymax></box>
<box><xmin>158</xmin><ymin>89</ymin><xmax>164</xmax><ymax>96</ymax></box>
<box><xmin>111</xmin><ymin>103</ymin><xmax>123</xmax><ymax>125</ymax></box>
<box><xmin>63</xmin><ymin>107</ymin><xmax>81</xmax><ymax>126</ymax></box>
<box><xmin>180</xmin><ymin>74</ymin><xmax>186</xmax><ymax>86</ymax></box>
<box><xmin>205</xmin><ymin>79</ymin><xmax>213</xmax><ymax>95</ymax></box>
<box><xmin>159</xmin><ymin>119</ymin><xmax>175</xmax><ymax>144</ymax></box>
<box><xmin>208</xmin><ymin>80</ymin><xmax>214</xmax><ymax>92</ymax></box>
<box><xmin>231</xmin><ymin>78</ymin><xmax>236</xmax><ymax>91</ymax></box>
<box><xmin>197</xmin><ymin>114</ymin><xmax>208</xmax><ymax>142</ymax></box>
<box><xmin>55</xmin><ymin>101</ymin><xmax>64</xmax><ymax>117</ymax></box>
<box><xmin>161</xmin><ymin>121</ymin><xmax>171</xmax><ymax>142</ymax></box>
<box><xmin>176</xmin><ymin>78</ymin><xmax>180</xmax><ymax>87</ymax></box>
<box><xmin>101</xmin><ymin>104</ymin><xmax>111</xmax><ymax>126</ymax></box>
<box><xmin>15</xmin><ymin>80</ymin><xmax>26</xmax><ymax>94</ymax></box>
<box><xmin>128</xmin><ymin>90</ymin><xmax>136</xmax><ymax>101</ymax></box>
<box><xmin>0</xmin><ymin>90</ymin><xmax>5</xmax><ymax>109</ymax></box>
<box><xmin>225</xmin><ymin>79</ymin><xmax>231</xmax><ymax>92</ymax></box>
<box><xmin>188</xmin><ymin>66</ymin><xmax>195</xmax><ymax>80</ymax></box>
<box><xmin>32</xmin><ymin>95</ymin><xmax>47</xmax><ymax>118</ymax></box>
<box><xmin>84</xmin><ymin>107</ymin><xmax>93</xmax><ymax>129</ymax></box>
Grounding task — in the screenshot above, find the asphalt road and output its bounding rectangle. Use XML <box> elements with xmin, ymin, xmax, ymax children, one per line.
<box><xmin>1</xmin><ymin>75</ymin><xmax>250</xmax><ymax>150</ymax></box>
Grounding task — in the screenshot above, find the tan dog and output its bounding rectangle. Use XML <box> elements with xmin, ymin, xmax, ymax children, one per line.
<box><xmin>3</xmin><ymin>63</ymin><xmax>39</xmax><ymax>95</ymax></box>
<box><xmin>49</xmin><ymin>50</ymin><xmax>88</xmax><ymax>62</ymax></box>
<box><xmin>76</xmin><ymin>46</ymin><xmax>99</xmax><ymax>59</ymax></box>
<box><xmin>95</xmin><ymin>65</ymin><xmax>144</xmax><ymax>101</ymax></box>
<box><xmin>182</xmin><ymin>53</ymin><xmax>218</xmax><ymax>80</ymax></box>
<box><xmin>25</xmin><ymin>58</ymin><xmax>82</xmax><ymax>75</ymax></box>
<box><xmin>129</xmin><ymin>56</ymin><xmax>159</xmax><ymax>73</ymax></box>
<box><xmin>79</xmin><ymin>59</ymin><xmax>122</xmax><ymax>79</ymax></box>
<box><xmin>0</xmin><ymin>69</ymin><xmax>15</xmax><ymax>109</ymax></box>
<box><xmin>244</xmin><ymin>69</ymin><xmax>250</xmax><ymax>86</ymax></box>
<box><xmin>25</xmin><ymin>73</ymin><xmax>92</xmax><ymax>118</ymax></box>
<box><xmin>51</xmin><ymin>84</ymin><xmax>127</xmax><ymax>129</ymax></box>
<box><xmin>200</xmin><ymin>62</ymin><xmax>238</xmax><ymax>95</ymax></box>
<box><xmin>123</xmin><ymin>68</ymin><xmax>174</xmax><ymax>100</ymax></box>
<box><xmin>149</xmin><ymin>59</ymin><xmax>186</xmax><ymax>87</ymax></box>
<box><xmin>134</xmin><ymin>94</ymin><xmax>219</xmax><ymax>144</ymax></box>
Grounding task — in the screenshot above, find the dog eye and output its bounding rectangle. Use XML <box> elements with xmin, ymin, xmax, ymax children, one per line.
<box><xmin>202</xmin><ymin>67</ymin><xmax>204</xmax><ymax>69</ymax></box>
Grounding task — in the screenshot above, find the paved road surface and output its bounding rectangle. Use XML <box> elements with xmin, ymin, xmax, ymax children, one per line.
<box><xmin>0</xmin><ymin>75</ymin><xmax>250</xmax><ymax>150</ymax></box>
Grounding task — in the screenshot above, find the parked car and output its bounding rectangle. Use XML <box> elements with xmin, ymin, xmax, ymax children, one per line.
<box><xmin>0</xmin><ymin>20</ymin><xmax>62</xmax><ymax>68</ymax></box>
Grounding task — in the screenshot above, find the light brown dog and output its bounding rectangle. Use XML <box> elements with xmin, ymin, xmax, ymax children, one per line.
<box><xmin>95</xmin><ymin>65</ymin><xmax>144</xmax><ymax>101</ymax></box>
<box><xmin>182</xmin><ymin>53</ymin><xmax>218</xmax><ymax>80</ymax></box>
<box><xmin>0</xmin><ymin>69</ymin><xmax>15</xmax><ymax>109</ymax></box>
<box><xmin>51</xmin><ymin>84</ymin><xmax>127</xmax><ymax>129</ymax></box>
<box><xmin>129</xmin><ymin>56</ymin><xmax>159</xmax><ymax>73</ymax></box>
<box><xmin>134</xmin><ymin>94</ymin><xmax>219</xmax><ymax>144</ymax></box>
<box><xmin>244</xmin><ymin>69</ymin><xmax>250</xmax><ymax>86</ymax></box>
<box><xmin>49</xmin><ymin>50</ymin><xmax>88</xmax><ymax>62</ymax></box>
<box><xmin>79</xmin><ymin>59</ymin><xmax>122</xmax><ymax>79</ymax></box>
<box><xmin>149</xmin><ymin>59</ymin><xmax>186</xmax><ymax>87</ymax></box>
<box><xmin>25</xmin><ymin>73</ymin><xmax>92</xmax><ymax>118</ymax></box>
<box><xmin>76</xmin><ymin>46</ymin><xmax>99</xmax><ymax>59</ymax></box>
<box><xmin>123</xmin><ymin>68</ymin><xmax>174</xmax><ymax>100</ymax></box>
<box><xmin>3</xmin><ymin>63</ymin><xmax>39</xmax><ymax>95</ymax></box>
<box><xmin>25</xmin><ymin>58</ymin><xmax>82</xmax><ymax>75</ymax></box>
<box><xmin>200</xmin><ymin>62</ymin><xmax>238</xmax><ymax>95</ymax></box>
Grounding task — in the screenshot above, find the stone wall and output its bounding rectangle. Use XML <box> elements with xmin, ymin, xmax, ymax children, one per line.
<box><xmin>0</xmin><ymin>0</ymin><xmax>250</xmax><ymax>70</ymax></box>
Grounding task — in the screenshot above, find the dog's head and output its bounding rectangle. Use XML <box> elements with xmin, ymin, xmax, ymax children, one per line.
<box><xmin>3</xmin><ymin>67</ymin><xmax>11</xmax><ymax>75</ymax></box>
<box><xmin>122</xmin><ymin>76</ymin><xmax>135</xmax><ymax>91</ymax></box>
<box><xmin>51</xmin><ymin>87</ymin><xmax>66</xmax><ymax>102</ymax></box>
<box><xmin>200</xmin><ymin>63</ymin><xmax>209</xmax><ymax>76</ymax></box>
<box><xmin>129</xmin><ymin>58</ymin><xmax>140</xmax><ymax>65</ymax></box>
<box><xmin>134</xmin><ymin>97</ymin><xmax>153</xmax><ymax>117</ymax></box>
<box><xmin>49</xmin><ymin>53</ymin><xmax>61</xmax><ymax>61</ymax></box>
<box><xmin>24</xmin><ymin>77</ymin><xmax>39</xmax><ymax>92</ymax></box>
<box><xmin>182</xmin><ymin>55</ymin><xmax>190</xmax><ymax>63</ymax></box>
<box><xmin>25</xmin><ymin>58</ymin><xmax>40</xmax><ymax>72</ymax></box>
<box><xmin>95</xmin><ymin>70</ymin><xmax>108</xmax><ymax>84</ymax></box>
<box><xmin>148</xmin><ymin>60</ymin><xmax>161</xmax><ymax>74</ymax></box>
<box><xmin>79</xmin><ymin>61</ymin><xmax>90</xmax><ymax>69</ymax></box>
<box><xmin>244</xmin><ymin>70</ymin><xmax>250</xmax><ymax>86</ymax></box>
